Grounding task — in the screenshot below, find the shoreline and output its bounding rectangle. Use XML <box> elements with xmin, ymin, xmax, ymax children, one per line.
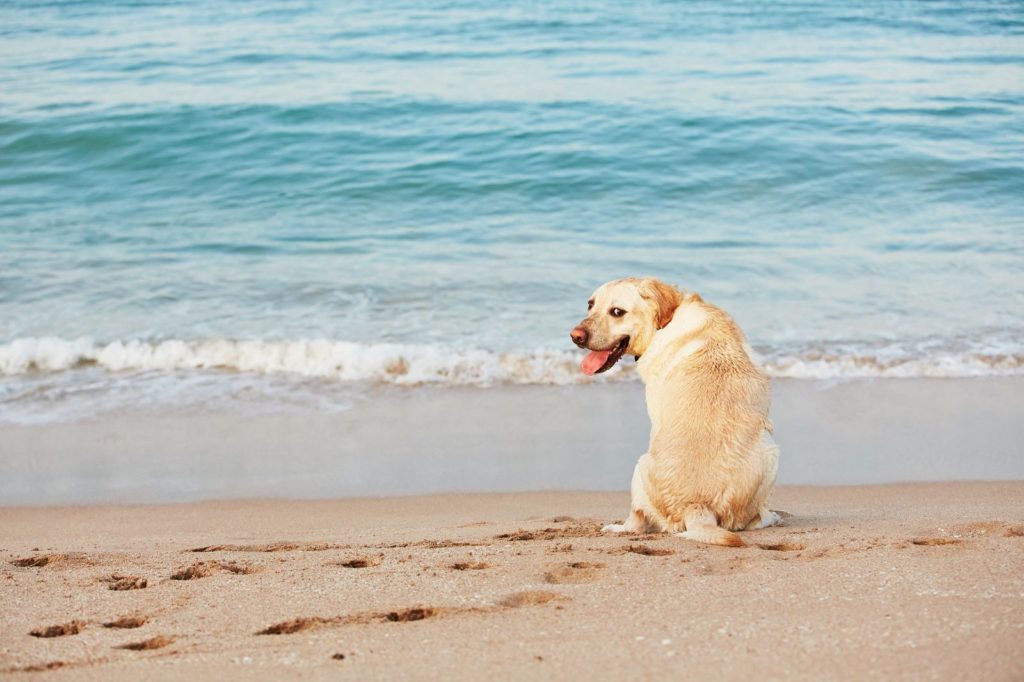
<box><xmin>2</xmin><ymin>483</ymin><xmax>1022</xmax><ymax>679</ymax></box>
<box><xmin>3</xmin><ymin>377</ymin><xmax>1023</xmax><ymax>506</ymax></box>
<box><xmin>1</xmin><ymin>478</ymin><xmax>1023</xmax><ymax>513</ymax></box>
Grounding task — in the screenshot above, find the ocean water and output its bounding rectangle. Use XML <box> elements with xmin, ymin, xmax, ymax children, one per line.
<box><xmin>1</xmin><ymin>0</ymin><xmax>1023</xmax><ymax>423</ymax></box>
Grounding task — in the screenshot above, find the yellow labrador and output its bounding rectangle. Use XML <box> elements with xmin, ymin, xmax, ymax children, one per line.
<box><xmin>570</xmin><ymin>277</ymin><xmax>780</xmax><ymax>546</ymax></box>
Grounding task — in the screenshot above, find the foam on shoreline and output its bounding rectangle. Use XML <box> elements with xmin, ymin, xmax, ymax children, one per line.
<box><xmin>2</xmin><ymin>335</ymin><xmax>1022</xmax><ymax>385</ymax></box>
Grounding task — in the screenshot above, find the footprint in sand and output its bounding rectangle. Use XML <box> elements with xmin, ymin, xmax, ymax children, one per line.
<box><xmin>257</xmin><ymin>607</ymin><xmax>437</xmax><ymax>635</ymax></box>
<box><xmin>607</xmin><ymin>544</ymin><xmax>675</xmax><ymax>557</ymax></box>
<box><xmin>498</xmin><ymin>591</ymin><xmax>564</xmax><ymax>608</ymax></box>
<box><xmin>545</xmin><ymin>561</ymin><xmax>604</xmax><ymax>584</ymax></box>
<box><xmin>385</xmin><ymin>608</ymin><xmax>434</xmax><ymax>622</ymax></box>
<box><xmin>4</xmin><ymin>661</ymin><xmax>71</xmax><ymax>674</ymax></box>
<box><xmin>334</xmin><ymin>556</ymin><xmax>382</xmax><ymax>568</ymax></box>
<box><xmin>546</xmin><ymin>543</ymin><xmax>575</xmax><ymax>553</ymax></box>
<box><xmin>496</xmin><ymin>524</ymin><xmax>603</xmax><ymax>542</ymax></box>
<box><xmin>937</xmin><ymin>521</ymin><xmax>1024</xmax><ymax>539</ymax></box>
<box><xmin>375</xmin><ymin>539</ymin><xmax>484</xmax><ymax>549</ymax></box>
<box><xmin>100</xmin><ymin>574</ymin><xmax>148</xmax><ymax>590</ymax></box>
<box><xmin>171</xmin><ymin>561</ymin><xmax>258</xmax><ymax>580</ymax></box>
<box><xmin>258</xmin><ymin>591</ymin><xmax>567</xmax><ymax>636</ymax></box>
<box><xmin>11</xmin><ymin>553</ymin><xmax>94</xmax><ymax>569</ymax></box>
<box><xmin>908</xmin><ymin>538</ymin><xmax>962</xmax><ymax>547</ymax></box>
<box><xmin>191</xmin><ymin>541</ymin><xmax>346</xmax><ymax>553</ymax></box>
<box><xmin>755</xmin><ymin>541</ymin><xmax>806</xmax><ymax>552</ymax></box>
<box><xmin>450</xmin><ymin>561</ymin><xmax>490</xmax><ymax>571</ymax></box>
<box><xmin>30</xmin><ymin>620</ymin><xmax>85</xmax><ymax>638</ymax></box>
<box><xmin>103</xmin><ymin>616</ymin><xmax>147</xmax><ymax>629</ymax></box>
<box><xmin>258</xmin><ymin>617</ymin><xmax>328</xmax><ymax>635</ymax></box>
<box><xmin>116</xmin><ymin>635</ymin><xmax>175</xmax><ymax>651</ymax></box>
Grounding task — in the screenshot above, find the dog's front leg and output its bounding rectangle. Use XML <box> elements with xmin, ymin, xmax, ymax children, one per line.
<box><xmin>603</xmin><ymin>508</ymin><xmax>650</xmax><ymax>534</ymax></box>
<box><xmin>603</xmin><ymin>453</ymin><xmax>660</xmax><ymax>533</ymax></box>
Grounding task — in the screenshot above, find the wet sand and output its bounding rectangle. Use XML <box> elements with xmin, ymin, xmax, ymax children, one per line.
<box><xmin>2</xmin><ymin>483</ymin><xmax>1023</xmax><ymax>679</ymax></box>
<box><xmin>2</xmin><ymin>377</ymin><xmax>1023</xmax><ymax>504</ymax></box>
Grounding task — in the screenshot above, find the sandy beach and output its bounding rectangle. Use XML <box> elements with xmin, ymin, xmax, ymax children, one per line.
<box><xmin>2</xmin><ymin>378</ymin><xmax>1023</xmax><ymax>678</ymax></box>
<box><xmin>4</xmin><ymin>0</ymin><xmax>1024</xmax><ymax>678</ymax></box>
<box><xmin>2</xmin><ymin>482</ymin><xmax>1022</xmax><ymax>679</ymax></box>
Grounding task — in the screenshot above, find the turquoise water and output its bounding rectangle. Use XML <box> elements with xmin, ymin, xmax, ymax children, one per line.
<box><xmin>1</xmin><ymin>1</ymin><xmax>1023</xmax><ymax>420</ymax></box>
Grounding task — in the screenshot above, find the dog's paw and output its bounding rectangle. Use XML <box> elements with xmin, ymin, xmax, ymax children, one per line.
<box><xmin>759</xmin><ymin>510</ymin><xmax>783</xmax><ymax>528</ymax></box>
<box><xmin>602</xmin><ymin>523</ymin><xmax>628</xmax><ymax>533</ymax></box>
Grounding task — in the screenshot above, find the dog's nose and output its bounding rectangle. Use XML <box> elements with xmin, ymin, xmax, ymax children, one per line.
<box><xmin>570</xmin><ymin>326</ymin><xmax>589</xmax><ymax>348</ymax></box>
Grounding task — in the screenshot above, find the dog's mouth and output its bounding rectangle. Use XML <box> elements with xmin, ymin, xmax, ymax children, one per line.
<box><xmin>580</xmin><ymin>336</ymin><xmax>629</xmax><ymax>376</ymax></box>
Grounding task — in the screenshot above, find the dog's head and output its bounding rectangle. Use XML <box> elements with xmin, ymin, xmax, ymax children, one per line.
<box><xmin>569</xmin><ymin>277</ymin><xmax>684</xmax><ymax>375</ymax></box>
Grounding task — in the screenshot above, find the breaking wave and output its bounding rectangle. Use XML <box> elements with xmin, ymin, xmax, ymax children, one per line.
<box><xmin>2</xmin><ymin>335</ymin><xmax>1022</xmax><ymax>383</ymax></box>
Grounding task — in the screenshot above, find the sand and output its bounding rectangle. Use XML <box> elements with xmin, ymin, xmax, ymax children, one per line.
<box><xmin>1</xmin><ymin>483</ymin><xmax>1023</xmax><ymax>680</ymax></box>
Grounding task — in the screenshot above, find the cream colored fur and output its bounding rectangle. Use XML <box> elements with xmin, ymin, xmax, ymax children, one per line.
<box><xmin>575</xmin><ymin>277</ymin><xmax>780</xmax><ymax>547</ymax></box>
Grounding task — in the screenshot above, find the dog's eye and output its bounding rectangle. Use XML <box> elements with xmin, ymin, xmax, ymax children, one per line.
<box><xmin>610</xmin><ymin>307</ymin><xmax>626</xmax><ymax>318</ymax></box>
<box><xmin>587</xmin><ymin>300</ymin><xmax>594</xmax><ymax>311</ymax></box>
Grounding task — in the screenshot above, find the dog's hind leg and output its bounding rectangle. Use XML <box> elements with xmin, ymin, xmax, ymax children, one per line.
<box><xmin>743</xmin><ymin>509</ymin><xmax>783</xmax><ymax>530</ymax></box>
<box><xmin>757</xmin><ymin>509</ymin><xmax>783</xmax><ymax>528</ymax></box>
<box><xmin>740</xmin><ymin>431</ymin><xmax>783</xmax><ymax>530</ymax></box>
<box><xmin>676</xmin><ymin>505</ymin><xmax>745</xmax><ymax>547</ymax></box>
<box><xmin>603</xmin><ymin>453</ymin><xmax>662</xmax><ymax>533</ymax></box>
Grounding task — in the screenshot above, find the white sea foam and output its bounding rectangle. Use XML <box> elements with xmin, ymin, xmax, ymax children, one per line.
<box><xmin>0</xmin><ymin>337</ymin><xmax>601</xmax><ymax>386</ymax></box>
<box><xmin>1</xmin><ymin>336</ymin><xmax>1022</xmax><ymax>384</ymax></box>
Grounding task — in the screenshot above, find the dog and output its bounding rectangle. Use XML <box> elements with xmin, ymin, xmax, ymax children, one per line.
<box><xmin>570</xmin><ymin>277</ymin><xmax>780</xmax><ymax>546</ymax></box>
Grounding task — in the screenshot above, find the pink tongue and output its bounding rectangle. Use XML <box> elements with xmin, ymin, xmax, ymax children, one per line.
<box><xmin>581</xmin><ymin>350</ymin><xmax>612</xmax><ymax>375</ymax></box>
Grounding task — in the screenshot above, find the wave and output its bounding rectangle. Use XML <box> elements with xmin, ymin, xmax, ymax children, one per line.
<box><xmin>0</xmin><ymin>337</ymin><xmax>596</xmax><ymax>386</ymax></box>
<box><xmin>2</xmin><ymin>336</ymin><xmax>1023</xmax><ymax>384</ymax></box>
<box><xmin>761</xmin><ymin>346</ymin><xmax>1024</xmax><ymax>379</ymax></box>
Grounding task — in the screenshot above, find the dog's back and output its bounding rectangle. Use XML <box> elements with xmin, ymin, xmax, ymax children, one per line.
<box><xmin>637</xmin><ymin>295</ymin><xmax>777</xmax><ymax>541</ymax></box>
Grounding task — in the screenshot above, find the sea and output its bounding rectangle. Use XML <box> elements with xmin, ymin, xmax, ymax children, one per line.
<box><xmin>2</xmin><ymin>0</ymin><xmax>1023</xmax><ymax>425</ymax></box>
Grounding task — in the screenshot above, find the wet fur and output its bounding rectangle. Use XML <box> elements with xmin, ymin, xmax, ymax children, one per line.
<box><xmin>576</xmin><ymin>277</ymin><xmax>780</xmax><ymax>546</ymax></box>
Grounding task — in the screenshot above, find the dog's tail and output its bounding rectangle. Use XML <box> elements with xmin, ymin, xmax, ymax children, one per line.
<box><xmin>678</xmin><ymin>506</ymin><xmax>745</xmax><ymax>547</ymax></box>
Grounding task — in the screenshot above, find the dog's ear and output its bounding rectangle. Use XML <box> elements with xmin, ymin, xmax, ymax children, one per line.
<box><xmin>640</xmin><ymin>279</ymin><xmax>684</xmax><ymax>329</ymax></box>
